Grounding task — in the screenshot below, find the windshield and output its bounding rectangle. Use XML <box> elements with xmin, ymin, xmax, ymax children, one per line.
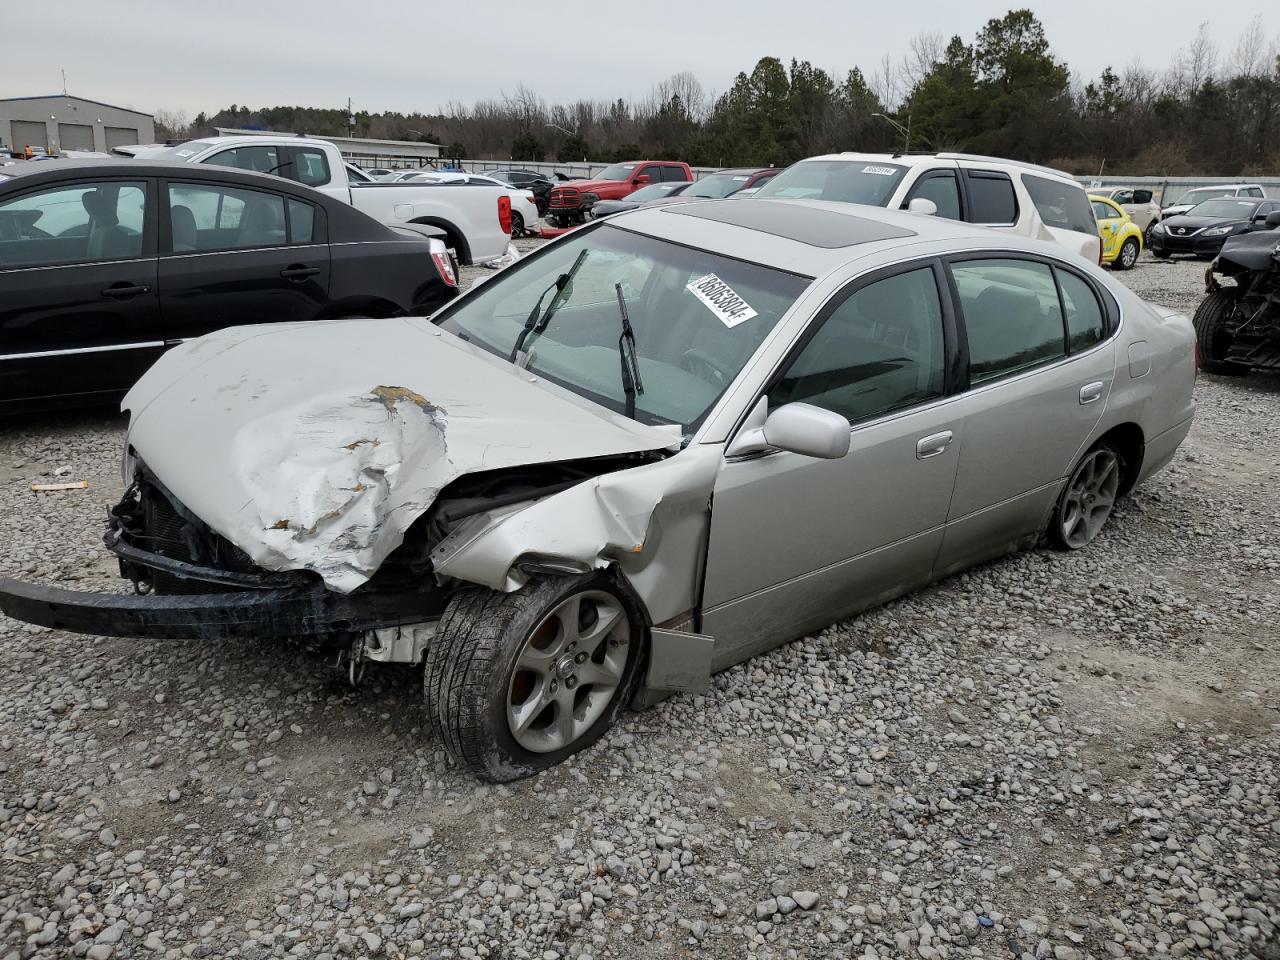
<box><xmin>627</xmin><ymin>183</ymin><xmax>682</xmax><ymax>201</ymax></box>
<box><xmin>593</xmin><ymin>163</ymin><xmax>637</xmax><ymax>181</ymax></box>
<box><xmin>435</xmin><ymin>223</ymin><xmax>810</xmax><ymax>432</ymax></box>
<box><xmin>1175</xmin><ymin>188</ymin><xmax>1230</xmax><ymax>205</ymax></box>
<box><xmin>754</xmin><ymin>160</ymin><xmax>906</xmax><ymax>206</ymax></box>
<box><xmin>149</xmin><ymin>139</ymin><xmax>219</xmax><ymax>161</ymax></box>
<box><xmin>1187</xmin><ymin>199</ymin><xmax>1258</xmax><ymax>219</ymax></box>
<box><xmin>684</xmin><ymin>173</ymin><xmax>752</xmax><ymax>199</ymax></box>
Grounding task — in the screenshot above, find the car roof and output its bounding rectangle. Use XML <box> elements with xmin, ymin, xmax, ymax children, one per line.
<box><xmin>793</xmin><ymin>151</ymin><xmax>1079</xmax><ymax>184</ymax></box>
<box><xmin>615</xmin><ymin>197</ymin><xmax>1043</xmax><ymax>277</ymax></box>
<box><xmin>0</xmin><ymin>157</ymin><xmax>320</xmax><ymax>195</ymax></box>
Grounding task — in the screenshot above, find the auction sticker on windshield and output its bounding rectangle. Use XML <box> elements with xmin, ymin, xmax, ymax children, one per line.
<box><xmin>686</xmin><ymin>273</ymin><xmax>758</xmax><ymax>328</ymax></box>
<box><xmin>862</xmin><ymin>165</ymin><xmax>897</xmax><ymax>176</ymax></box>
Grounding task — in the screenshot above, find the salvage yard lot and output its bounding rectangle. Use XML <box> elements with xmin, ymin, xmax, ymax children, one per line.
<box><xmin>1</xmin><ymin>252</ymin><xmax>1277</xmax><ymax>959</ymax></box>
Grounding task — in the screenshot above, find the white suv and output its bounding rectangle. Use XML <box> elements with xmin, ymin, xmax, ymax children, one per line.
<box><xmin>753</xmin><ymin>152</ymin><xmax>1101</xmax><ymax>262</ymax></box>
<box><xmin>1159</xmin><ymin>183</ymin><xmax>1266</xmax><ymax>222</ymax></box>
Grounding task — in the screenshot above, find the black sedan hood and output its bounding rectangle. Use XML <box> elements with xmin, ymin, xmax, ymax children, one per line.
<box><xmin>1162</xmin><ymin>213</ymin><xmax>1246</xmax><ymax>231</ymax></box>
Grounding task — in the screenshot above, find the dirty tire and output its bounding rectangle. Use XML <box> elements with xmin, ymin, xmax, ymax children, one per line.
<box><xmin>1050</xmin><ymin>441</ymin><xmax>1122</xmax><ymax>551</ymax></box>
<box><xmin>1116</xmin><ymin>237</ymin><xmax>1140</xmax><ymax>270</ymax></box>
<box><xmin>424</xmin><ymin>573</ymin><xmax>644</xmax><ymax>782</ymax></box>
<box><xmin>1193</xmin><ymin>290</ymin><xmax>1250</xmax><ymax>375</ymax></box>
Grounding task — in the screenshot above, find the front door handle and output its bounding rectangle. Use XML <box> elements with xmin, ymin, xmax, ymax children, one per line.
<box><xmin>101</xmin><ymin>283</ymin><xmax>151</xmax><ymax>299</ymax></box>
<box><xmin>916</xmin><ymin>430</ymin><xmax>954</xmax><ymax>460</ymax></box>
<box><xmin>1079</xmin><ymin>381</ymin><xmax>1105</xmax><ymax>405</ymax></box>
<box><xmin>280</xmin><ymin>265</ymin><xmax>320</xmax><ymax>280</ymax></box>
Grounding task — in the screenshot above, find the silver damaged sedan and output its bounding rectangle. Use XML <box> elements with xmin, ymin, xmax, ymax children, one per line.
<box><xmin>0</xmin><ymin>199</ymin><xmax>1197</xmax><ymax>780</ymax></box>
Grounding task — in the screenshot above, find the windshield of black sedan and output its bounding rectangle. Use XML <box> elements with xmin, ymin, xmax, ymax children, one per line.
<box><xmin>753</xmin><ymin>160</ymin><xmax>906</xmax><ymax>206</ymax></box>
<box><xmin>1186</xmin><ymin>199</ymin><xmax>1258</xmax><ymax>220</ymax></box>
<box><xmin>434</xmin><ymin>224</ymin><xmax>810</xmax><ymax>432</ymax></box>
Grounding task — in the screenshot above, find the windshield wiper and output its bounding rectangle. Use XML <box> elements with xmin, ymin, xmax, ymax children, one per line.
<box><xmin>614</xmin><ymin>282</ymin><xmax>645</xmax><ymax>420</ymax></box>
<box><xmin>508</xmin><ymin>249</ymin><xmax>589</xmax><ymax>366</ymax></box>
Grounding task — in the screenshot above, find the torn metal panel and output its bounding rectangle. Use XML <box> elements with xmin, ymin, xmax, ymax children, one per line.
<box><xmin>431</xmin><ymin>444</ymin><xmax>721</xmax><ymax>626</ymax></box>
<box><xmin>121</xmin><ymin>318</ymin><xmax>679</xmax><ymax>593</ymax></box>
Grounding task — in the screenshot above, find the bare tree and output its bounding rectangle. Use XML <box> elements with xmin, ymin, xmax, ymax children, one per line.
<box><xmin>900</xmin><ymin>33</ymin><xmax>945</xmax><ymax>91</ymax></box>
<box><xmin>1173</xmin><ymin>22</ymin><xmax>1218</xmax><ymax>94</ymax></box>
<box><xmin>154</xmin><ymin>109</ymin><xmax>190</xmax><ymax>141</ymax></box>
<box><xmin>1229</xmin><ymin>15</ymin><xmax>1269</xmax><ymax>78</ymax></box>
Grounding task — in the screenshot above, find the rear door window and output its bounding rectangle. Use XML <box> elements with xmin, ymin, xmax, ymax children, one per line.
<box><xmin>1023</xmin><ymin>174</ymin><xmax>1096</xmax><ymax>234</ymax></box>
<box><xmin>951</xmin><ymin>258</ymin><xmax>1065</xmax><ymax>383</ymax></box>
<box><xmin>291</xmin><ymin>147</ymin><xmax>331</xmax><ymax>187</ymax></box>
<box><xmin>168</xmin><ymin>183</ymin><xmax>288</xmax><ymax>252</ymax></box>
<box><xmin>287</xmin><ymin>199</ymin><xmax>317</xmax><ymax>244</ymax></box>
<box><xmin>1132</xmin><ymin>189</ymin><xmax>1153</xmax><ymax>204</ymax></box>
<box><xmin>206</xmin><ymin>145</ymin><xmax>281</xmax><ymax>175</ymax></box>
<box><xmin>1056</xmin><ymin>270</ymin><xmax>1106</xmax><ymax>353</ymax></box>
<box><xmin>963</xmin><ymin>170</ymin><xmax>1018</xmax><ymax>224</ymax></box>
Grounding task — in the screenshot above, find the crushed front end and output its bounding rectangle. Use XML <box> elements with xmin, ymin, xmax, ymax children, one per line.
<box><xmin>0</xmin><ymin>458</ymin><xmax>443</xmax><ymax>647</ymax></box>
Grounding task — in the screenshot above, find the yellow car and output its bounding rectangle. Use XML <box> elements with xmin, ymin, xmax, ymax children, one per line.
<box><xmin>1089</xmin><ymin>194</ymin><xmax>1143</xmax><ymax>270</ymax></box>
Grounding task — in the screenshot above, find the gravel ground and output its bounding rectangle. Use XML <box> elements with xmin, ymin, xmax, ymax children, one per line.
<box><xmin>1</xmin><ymin>252</ymin><xmax>1277</xmax><ymax>960</ymax></box>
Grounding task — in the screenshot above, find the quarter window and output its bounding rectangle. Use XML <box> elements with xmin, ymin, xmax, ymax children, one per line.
<box><xmin>963</xmin><ymin>171</ymin><xmax>1018</xmax><ymax>224</ymax></box>
<box><xmin>1091</xmin><ymin>200</ymin><xmax>1120</xmax><ymax>221</ymax></box>
<box><xmin>287</xmin><ymin>199</ymin><xmax>316</xmax><ymax>244</ymax></box>
<box><xmin>1057</xmin><ymin>270</ymin><xmax>1105</xmax><ymax>353</ymax></box>
<box><xmin>771</xmin><ymin>267</ymin><xmax>946</xmax><ymax>424</ymax></box>
<box><xmin>168</xmin><ymin>183</ymin><xmax>287</xmax><ymax>252</ymax></box>
<box><xmin>1023</xmin><ymin>174</ymin><xmax>1096</xmax><ymax>234</ymax></box>
<box><xmin>952</xmin><ymin>258</ymin><xmax>1065</xmax><ymax>383</ymax></box>
<box><xmin>0</xmin><ymin>181</ymin><xmax>146</xmax><ymax>267</ymax></box>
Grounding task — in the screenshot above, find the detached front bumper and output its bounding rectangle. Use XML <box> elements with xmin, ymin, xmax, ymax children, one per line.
<box><xmin>0</xmin><ymin>577</ymin><xmax>439</xmax><ymax>642</ymax></box>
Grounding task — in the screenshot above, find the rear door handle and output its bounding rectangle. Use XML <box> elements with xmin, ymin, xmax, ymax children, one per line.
<box><xmin>1079</xmin><ymin>381</ymin><xmax>1105</xmax><ymax>405</ymax></box>
<box><xmin>280</xmin><ymin>265</ymin><xmax>320</xmax><ymax>280</ymax></box>
<box><xmin>101</xmin><ymin>283</ymin><xmax>150</xmax><ymax>299</ymax></box>
<box><xmin>916</xmin><ymin>430</ymin><xmax>954</xmax><ymax>460</ymax></box>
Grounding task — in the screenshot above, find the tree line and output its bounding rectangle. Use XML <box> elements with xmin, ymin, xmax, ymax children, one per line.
<box><xmin>156</xmin><ymin>11</ymin><xmax>1280</xmax><ymax>176</ymax></box>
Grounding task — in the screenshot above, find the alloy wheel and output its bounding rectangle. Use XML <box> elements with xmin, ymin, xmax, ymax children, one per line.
<box><xmin>505</xmin><ymin>590</ymin><xmax>630</xmax><ymax>753</ymax></box>
<box><xmin>1059</xmin><ymin>448</ymin><xmax>1120</xmax><ymax>548</ymax></box>
<box><xmin>1120</xmin><ymin>238</ymin><xmax>1138</xmax><ymax>269</ymax></box>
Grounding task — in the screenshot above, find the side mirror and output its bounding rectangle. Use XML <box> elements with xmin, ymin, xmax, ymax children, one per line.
<box><xmin>634</xmin><ymin>175</ymin><xmax>651</xmax><ymax>186</ymax></box>
<box><xmin>907</xmin><ymin>197</ymin><xmax>938</xmax><ymax>216</ymax></box>
<box><xmin>1266</xmin><ymin>211</ymin><xmax>1280</xmax><ymax>229</ymax></box>
<box><xmin>727</xmin><ymin>399</ymin><xmax>850</xmax><ymax>459</ymax></box>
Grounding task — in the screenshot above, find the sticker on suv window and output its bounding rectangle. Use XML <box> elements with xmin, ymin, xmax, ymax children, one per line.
<box><xmin>686</xmin><ymin>274</ymin><xmax>758</xmax><ymax>328</ymax></box>
<box><xmin>862</xmin><ymin>165</ymin><xmax>897</xmax><ymax>176</ymax></box>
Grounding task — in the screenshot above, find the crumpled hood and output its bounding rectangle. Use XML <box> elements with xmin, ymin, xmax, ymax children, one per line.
<box><xmin>121</xmin><ymin>318</ymin><xmax>680</xmax><ymax>593</ymax></box>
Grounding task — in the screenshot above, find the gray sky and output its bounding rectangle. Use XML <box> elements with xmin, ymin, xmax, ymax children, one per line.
<box><xmin>4</xmin><ymin>0</ymin><xmax>1277</xmax><ymax>117</ymax></box>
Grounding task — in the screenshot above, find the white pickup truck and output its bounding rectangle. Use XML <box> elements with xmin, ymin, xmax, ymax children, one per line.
<box><xmin>149</xmin><ymin>136</ymin><xmax>512</xmax><ymax>265</ymax></box>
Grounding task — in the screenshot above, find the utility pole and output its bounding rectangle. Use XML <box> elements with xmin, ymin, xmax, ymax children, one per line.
<box><xmin>61</xmin><ymin>69</ymin><xmax>67</xmax><ymax>95</ymax></box>
<box><xmin>348</xmin><ymin>98</ymin><xmax>355</xmax><ymax>138</ymax></box>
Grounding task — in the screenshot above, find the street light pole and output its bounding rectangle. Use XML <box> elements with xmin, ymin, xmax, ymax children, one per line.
<box><xmin>872</xmin><ymin>112</ymin><xmax>911</xmax><ymax>152</ymax></box>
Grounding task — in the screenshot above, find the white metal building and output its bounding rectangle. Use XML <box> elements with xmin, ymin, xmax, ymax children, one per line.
<box><xmin>0</xmin><ymin>95</ymin><xmax>155</xmax><ymax>154</ymax></box>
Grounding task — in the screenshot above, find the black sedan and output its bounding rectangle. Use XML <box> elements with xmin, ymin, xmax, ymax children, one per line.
<box><xmin>589</xmin><ymin>181</ymin><xmax>693</xmax><ymax>218</ymax></box>
<box><xmin>1150</xmin><ymin>197</ymin><xmax>1280</xmax><ymax>259</ymax></box>
<box><xmin>0</xmin><ymin>160</ymin><xmax>458</xmax><ymax>412</ymax></box>
<box><xmin>486</xmin><ymin>169</ymin><xmax>554</xmax><ymax>215</ymax></box>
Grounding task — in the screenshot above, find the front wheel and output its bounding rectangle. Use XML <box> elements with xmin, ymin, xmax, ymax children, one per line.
<box><xmin>1152</xmin><ymin>249</ymin><xmax>1172</xmax><ymax>260</ymax></box>
<box><xmin>1192</xmin><ymin>290</ymin><xmax>1250</xmax><ymax>375</ymax></box>
<box><xmin>1116</xmin><ymin>237</ymin><xmax>1140</xmax><ymax>270</ymax></box>
<box><xmin>1050</xmin><ymin>443</ymin><xmax>1122</xmax><ymax>550</ymax></box>
<box><xmin>423</xmin><ymin>574</ymin><xmax>643</xmax><ymax>781</ymax></box>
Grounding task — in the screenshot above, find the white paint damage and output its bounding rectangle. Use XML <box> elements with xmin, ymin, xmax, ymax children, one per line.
<box><xmin>121</xmin><ymin>318</ymin><xmax>680</xmax><ymax>593</ymax></box>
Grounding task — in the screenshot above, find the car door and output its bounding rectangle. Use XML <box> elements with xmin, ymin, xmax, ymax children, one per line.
<box><xmin>933</xmin><ymin>255</ymin><xmax>1116</xmax><ymax>576</ymax></box>
<box><xmin>1092</xmin><ymin>199</ymin><xmax>1123</xmax><ymax>259</ymax></box>
<box><xmin>701</xmin><ymin>261</ymin><xmax>964</xmax><ymax>669</ymax></box>
<box><xmin>0</xmin><ymin>177</ymin><xmax>161</xmax><ymax>409</ymax></box>
<box><xmin>157</xmin><ymin>178</ymin><xmax>331</xmax><ymax>342</ymax></box>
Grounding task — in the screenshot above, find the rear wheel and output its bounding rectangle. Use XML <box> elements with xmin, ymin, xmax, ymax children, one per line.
<box><xmin>1051</xmin><ymin>443</ymin><xmax>1122</xmax><ymax>550</ymax></box>
<box><xmin>1193</xmin><ymin>290</ymin><xmax>1250</xmax><ymax>375</ymax></box>
<box><xmin>510</xmin><ymin>211</ymin><xmax>525</xmax><ymax>239</ymax></box>
<box><xmin>423</xmin><ymin>573</ymin><xmax>643</xmax><ymax>781</ymax></box>
<box><xmin>1116</xmin><ymin>237</ymin><xmax>1140</xmax><ymax>270</ymax></box>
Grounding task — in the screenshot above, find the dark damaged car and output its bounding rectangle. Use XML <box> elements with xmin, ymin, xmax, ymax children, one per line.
<box><xmin>0</xmin><ymin>200</ymin><xmax>1196</xmax><ymax>781</ymax></box>
<box><xmin>1194</xmin><ymin>209</ymin><xmax>1280</xmax><ymax>373</ymax></box>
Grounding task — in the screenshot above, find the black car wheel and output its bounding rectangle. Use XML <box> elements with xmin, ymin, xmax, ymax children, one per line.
<box><xmin>1192</xmin><ymin>290</ymin><xmax>1250</xmax><ymax>375</ymax></box>
<box><xmin>510</xmin><ymin>211</ymin><xmax>525</xmax><ymax>239</ymax></box>
<box><xmin>424</xmin><ymin>573</ymin><xmax>644</xmax><ymax>782</ymax></box>
<box><xmin>1152</xmin><ymin>249</ymin><xmax>1172</xmax><ymax>259</ymax></box>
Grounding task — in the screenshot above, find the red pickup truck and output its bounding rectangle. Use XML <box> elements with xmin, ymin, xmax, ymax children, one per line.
<box><xmin>547</xmin><ymin>160</ymin><xmax>694</xmax><ymax>226</ymax></box>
